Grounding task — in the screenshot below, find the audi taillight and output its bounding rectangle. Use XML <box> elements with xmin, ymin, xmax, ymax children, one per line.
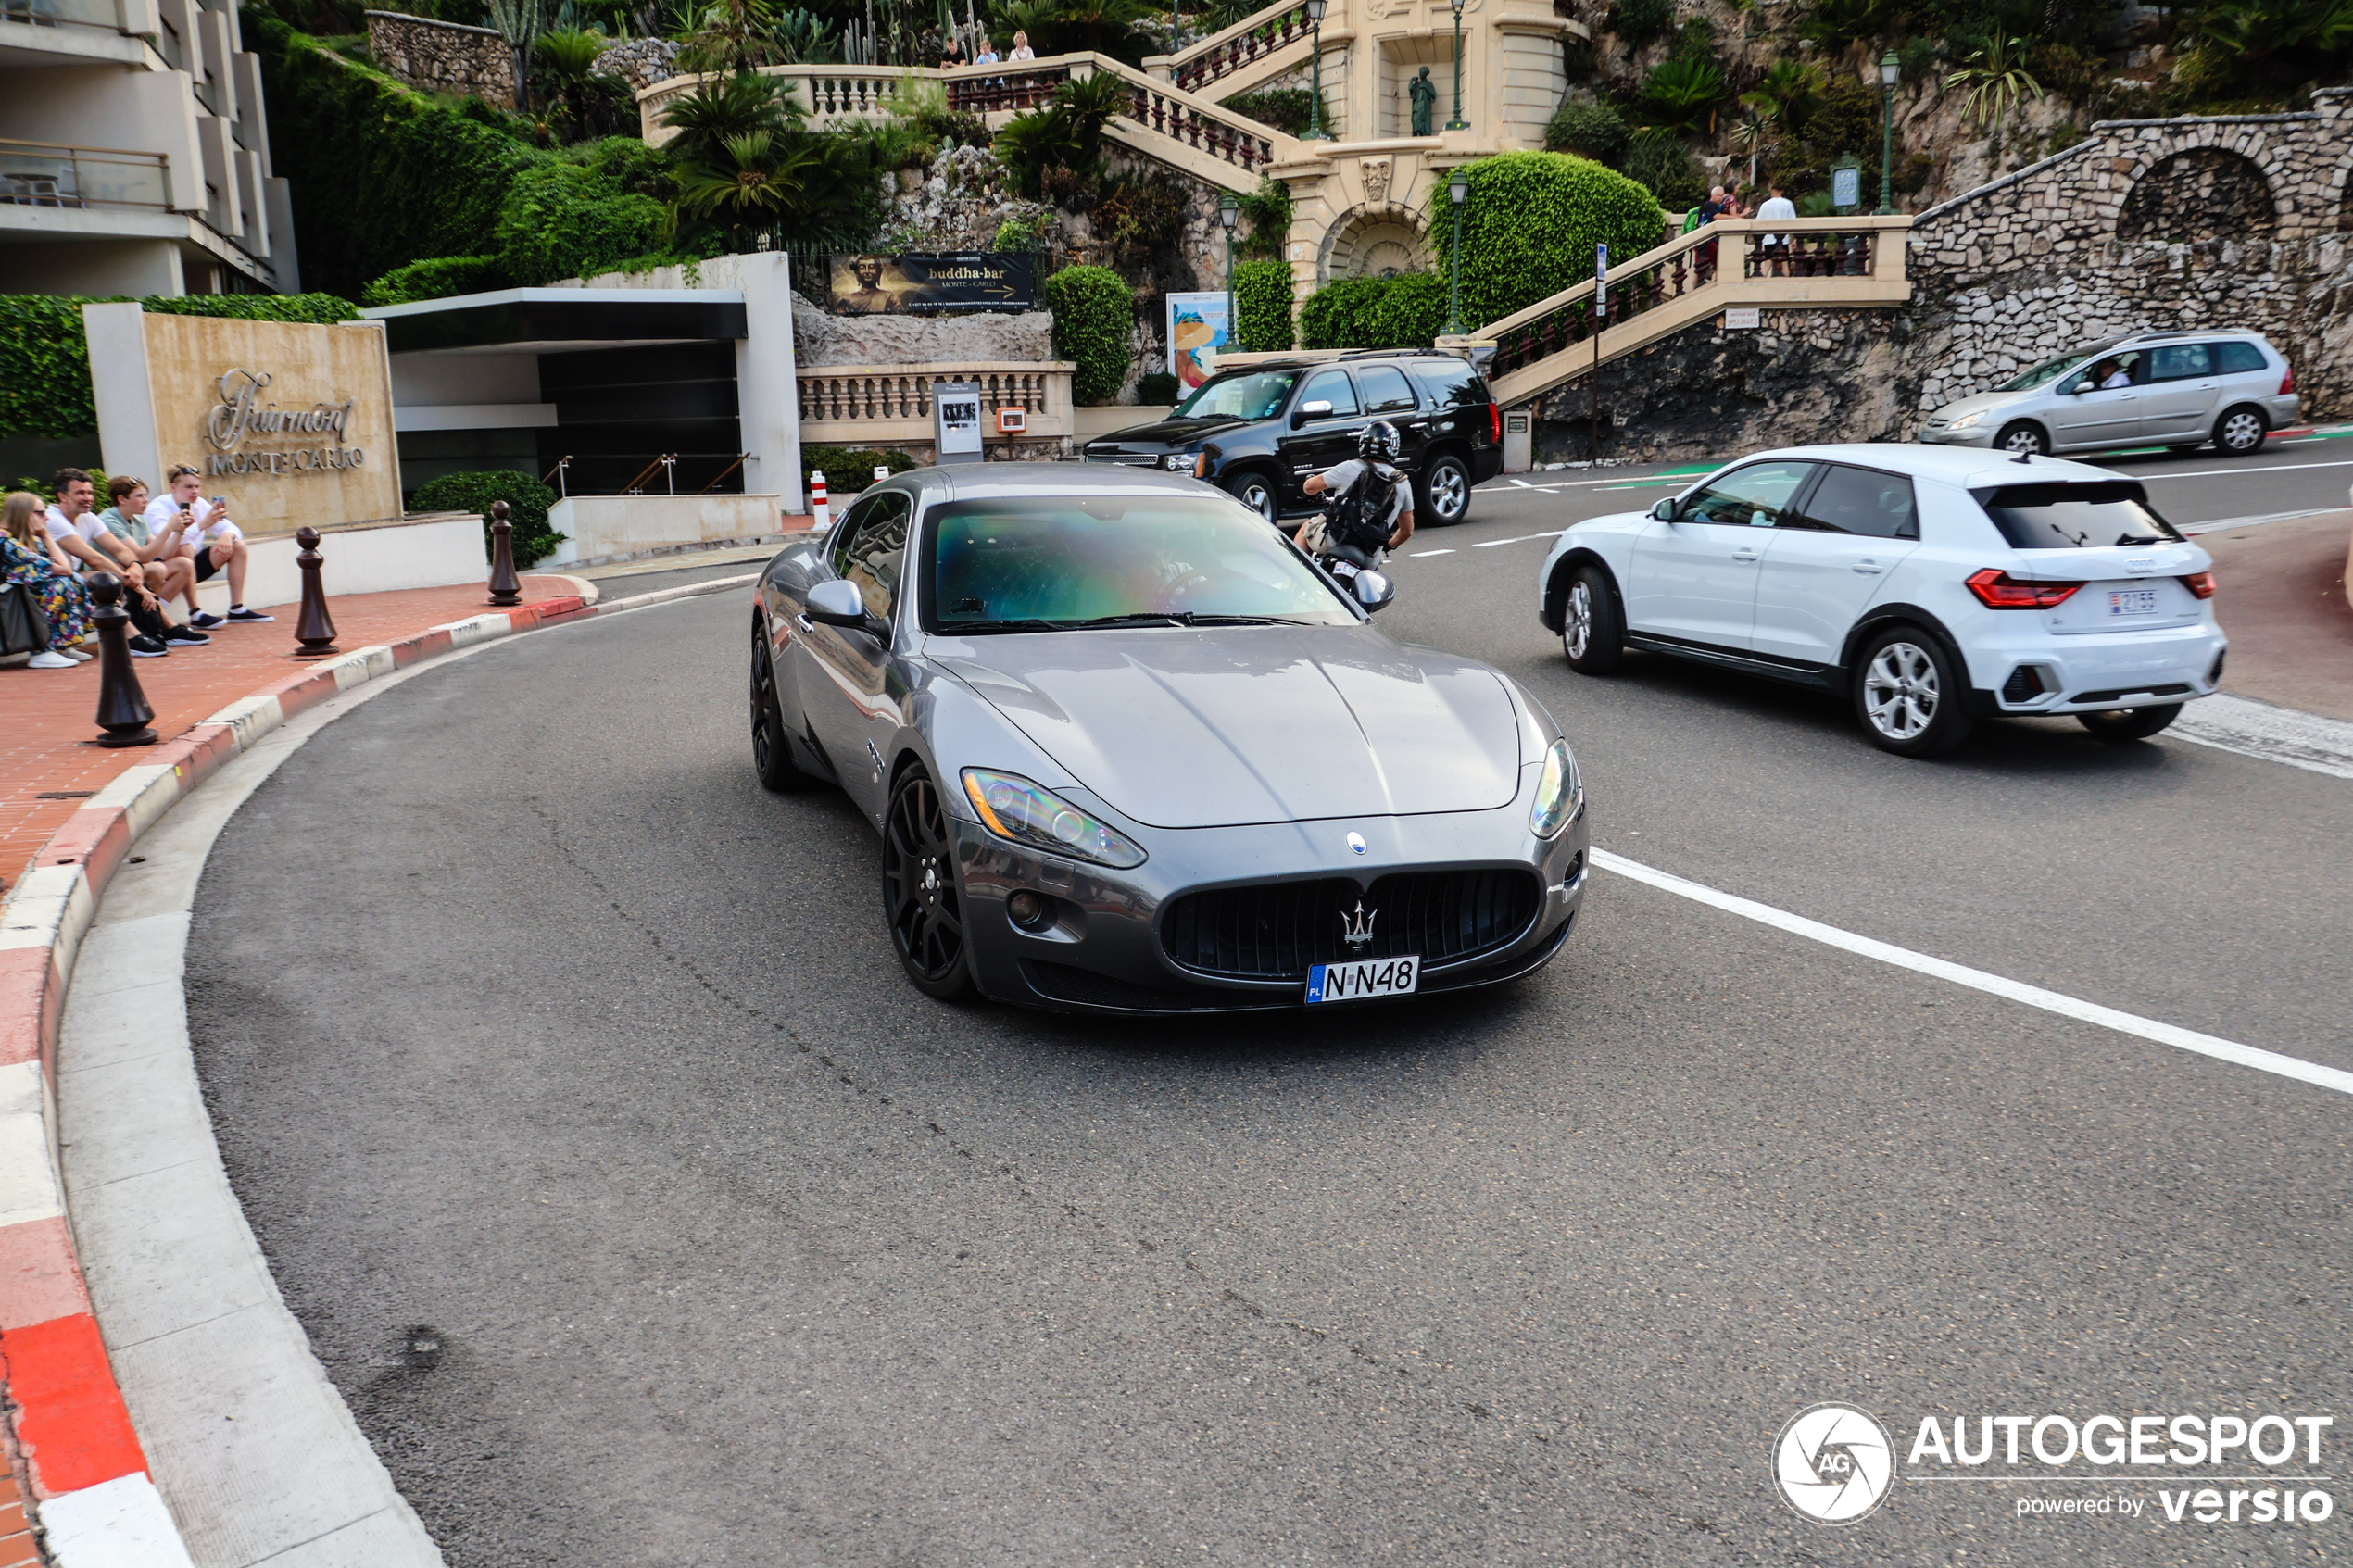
<box><xmin>2182</xmin><ymin>570</ymin><xmax>2217</xmax><ymax>599</ymax></box>
<box><xmin>1966</xmin><ymin>569</ymin><xmax>2082</xmax><ymax>608</ymax></box>
<box><xmin>1489</xmin><ymin>402</ymin><xmax>1502</xmax><ymax>444</ymax></box>
<box><xmin>2281</xmin><ymin>364</ymin><xmax>2296</xmax><ymax>395</ymax></box>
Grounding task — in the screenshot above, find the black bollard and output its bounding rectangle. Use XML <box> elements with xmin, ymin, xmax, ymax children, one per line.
<box><xmin>292</xmin><ymin>525</ymin><xmax>338</xmax><ymax>657</ymax></box>
<box><xmin>486</xmin><ymin>499</ymin><xmax>522</xmax><ymax>608</ymax></box>
<box><xmin>88</xmin><ymin>574</ymin><xmax>157</xmax><ymax>748</ymax></box>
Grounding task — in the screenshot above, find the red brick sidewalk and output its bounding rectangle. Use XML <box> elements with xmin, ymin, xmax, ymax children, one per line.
<box><xmin>0</xmin><ymin>575</ymin><xmax>581</xmax><ymax>896</ymax></box>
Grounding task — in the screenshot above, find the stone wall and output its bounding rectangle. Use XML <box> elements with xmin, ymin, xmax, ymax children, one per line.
<box><xmin>790</xmin><ymin>291</ymin><xmax>1056</xmax><ymax>369</ymax></box>
<box><xmin>366</xmin><ymin>11</ymin><xmax>514</xmax><ymax>109</ymax></box>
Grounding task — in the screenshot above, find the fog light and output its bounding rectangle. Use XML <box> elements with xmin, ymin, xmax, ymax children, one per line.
<box><xmin>1007</xmin><ymin>890</ymin><xmax>1049</xmax><ymax>929</ymax></box>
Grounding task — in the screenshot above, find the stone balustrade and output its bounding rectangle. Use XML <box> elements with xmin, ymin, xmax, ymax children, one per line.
<box><xmin>797</xmin><ymin>361</ymin><xmax>1077</xmax><ymax>451</ymax></box>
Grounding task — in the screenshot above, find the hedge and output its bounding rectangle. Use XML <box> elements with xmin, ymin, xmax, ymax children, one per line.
<box><xmin>803</xmin><ymin>445</ymin><xmax>920</xmax><ymax>495</ymax></box>
<box><xmin>1427</xmin><ymin>151</ymin><xmax>1664</xmax><ymax>332</ymax></box>
<box><xmin>360</xmin><ymin>255</ymin><xmax>510</xmax><ymax>307</ymax></box>
<box><xmin>494</xmin><ymin>163</ymin><xmax>669</xmax><ymax>289</ymax></box>
<box><xmin>410</xmin><ymin>470</ymin><xmax>566</xmax><ymax>569</ymax></box>
<box><xmin>1041</xmin><ymin>265</ymin><xmax>1134</xmax><ymax>407</ymax></box>
<box><xmin>1</xmin><ymin>293</ymin><xmax>359</xmax><ymax>440</ymax></box>
<box><xmin>1232</xmin><ymin>258</ymin><xmax>1295</xmax><ymax>352</ymax></box>
<box><xmin>1298</xmin><ymin>272</ymin><xmax>1448</xmax><ymax>351</ymax></box>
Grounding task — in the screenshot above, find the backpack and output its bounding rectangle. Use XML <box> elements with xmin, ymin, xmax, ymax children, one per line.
<box><xmin>1322</xmin><ymin>463</ymin><xmax>1399</xmax><ymax>554</ymax></box>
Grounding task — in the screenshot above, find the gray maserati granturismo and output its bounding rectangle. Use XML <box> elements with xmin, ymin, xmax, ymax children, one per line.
<box><xmin>749</xmin><ymin>463</ymin><xmax>1589</xmax><ymax>1014</ymax></box>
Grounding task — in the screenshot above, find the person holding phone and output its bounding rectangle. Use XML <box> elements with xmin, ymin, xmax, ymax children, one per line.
<box><xmin>142</xmin><ymin>463</ymin><xmax>271</xmax><ymax>623</ymax></box>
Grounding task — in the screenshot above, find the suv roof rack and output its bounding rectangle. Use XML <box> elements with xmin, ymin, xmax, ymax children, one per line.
<box><xmin>1334</xmin><ymin>347</ymin><xmax>1455</xmax><ymax>360</ymax></box>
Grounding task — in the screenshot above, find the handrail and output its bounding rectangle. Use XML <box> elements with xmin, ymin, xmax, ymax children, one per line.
<box><xmin>1147</xmin><ymin>0</ymin><xmax>1312</xmax><ymax>94</ymax></box>
<box><xmin>0</xmin><ymin>135</ymin><xmax>169</xmax><ymax>159</ymax></box>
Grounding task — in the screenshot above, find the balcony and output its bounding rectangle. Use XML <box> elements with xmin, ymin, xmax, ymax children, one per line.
<box><xmin>0</xmin><ymin>139</ymin><xmax>169</xmax><ymax>210</ymax></box>
<box><xmin>0</xmin><ymin>0</ymin><xmax>120</xmax><ymax>31</ymax></box>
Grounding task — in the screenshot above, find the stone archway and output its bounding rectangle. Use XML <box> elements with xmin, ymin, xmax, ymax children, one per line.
<box><xmin>2116</xmin><ymin>147</ymin><xmax>2278</xmax><ymax>242</ymax></box>
<box><xmin>1319</xmin><ymin>205</ymin><xmax>1431</xmax><ymax>282</ymax></box>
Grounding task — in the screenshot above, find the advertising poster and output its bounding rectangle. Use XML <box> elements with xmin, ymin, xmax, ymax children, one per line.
<box><xmin>1166</xmin><ymin>291</ymin><xmax>1232</xmax><ymax>392</ymax></box>
<box><xmin>829</xmin><ymin>253</ymin><xmax>1036</xmax><ymax>314</ymax></box>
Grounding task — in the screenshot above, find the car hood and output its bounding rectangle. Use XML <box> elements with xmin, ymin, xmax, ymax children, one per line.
<box><xmin>1931</xmin><ymin>389</ymin><xmax>2028</xmax><ymax>421</ymax></box>
<box><xmin>1083</xmin><ymin>416</ymin><xmax>1234</xmax><ymax>451</ymax></box>
<box><xmin>931</xmin><ymin>625</ymin><xmax>1524</xmax><ymax>829</ymax></box>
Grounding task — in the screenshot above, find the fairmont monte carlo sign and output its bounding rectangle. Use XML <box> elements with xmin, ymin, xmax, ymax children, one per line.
<box><xmin>204</xmin><ymin>368</ymin><xmax>368</xmax><ymax>476</ymax></box>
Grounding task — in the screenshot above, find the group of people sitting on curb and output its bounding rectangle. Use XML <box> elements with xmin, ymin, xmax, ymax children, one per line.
<box><xmin>3</xmin><ymin>465</ymin><xmax>272</xmax><ymax>671</ymax></box>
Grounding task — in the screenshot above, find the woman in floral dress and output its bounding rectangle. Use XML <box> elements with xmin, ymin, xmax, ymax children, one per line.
<box><xmin>4</xmin><ymin>490</ymin><xmax>94</xmax><ymax>668</ymax></box>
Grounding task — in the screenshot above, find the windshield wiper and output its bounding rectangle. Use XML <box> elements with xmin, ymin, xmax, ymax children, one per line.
<box><xmin>2113</xmin><ymin>533</ymin><xmax>2168</xmax><ymax>546</ymax></box>
<box><xmin>1061</xmin><ymin>612</ymin><xmax>1311</xmax><ymax>629</ymax></box>
<box><xmin>937</xmin><ymin>618</ymin><xmax>1075</xmax><ymax>633</ymax></box>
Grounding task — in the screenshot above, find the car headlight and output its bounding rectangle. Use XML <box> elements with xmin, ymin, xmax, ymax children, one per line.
<box><xmin>961</xmin><ymin>769</ymin><xmax>1147</xmax><ymax>869</ymax></box>
<box><xmin>1163</xmin><ymin>452</ymin><xmax>1192</xmax><ymax>471</ymax></box>
<box><xmin>1529</xmin><ymin>739</ymin><xmax>1581</xmax><ymax>839</ymax></box>
<box><xmin>1946</xmin><ymin>411</ymin><xmax>1982</xmax><ymax>431</ymax></box>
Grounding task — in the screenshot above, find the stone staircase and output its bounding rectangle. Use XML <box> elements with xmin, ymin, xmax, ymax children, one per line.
<box><xmin>1145</xmin><ymin>0</ymin><xmax>1317</xmax><ymax>105</ymax></box>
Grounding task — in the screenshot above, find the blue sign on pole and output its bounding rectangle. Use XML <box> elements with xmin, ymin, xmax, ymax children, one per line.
<box><xmin>1595</xmin><ymin>243</ymin><xmax>1608</xmax><ymax>313</ymax></box>
<box><xmin>1832</xmin><ymin>165</ymin><xmax>1861</xmax><ymax>210</ymax></box>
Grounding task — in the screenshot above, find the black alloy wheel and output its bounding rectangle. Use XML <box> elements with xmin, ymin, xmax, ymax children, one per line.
<box><xmin>749</xmin><ymin>620</ymin><xmax>809</xmax><ymax>792</ymax></box>
<box><xmin>882</xmin><ymin>768</ymin><xmax>976</xmax><ymax>999</ymax></box>
<box><xmin>1225</xmin><ymin>470</ymin><xmax>1278</xmax><ymax>522</ymax></box>
<box><xmin>1418</xmin><ymin>451</ymin><xmax>1473</xmax><ymax>526</ymax></box>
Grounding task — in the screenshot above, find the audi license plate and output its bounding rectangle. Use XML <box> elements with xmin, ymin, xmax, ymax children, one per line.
<box><xmin>2108</xmin><ymin>588</ymin><xmax>2161</xmax><ymax>617</ymax></box>
<box><xmin>1306</xmin><ymin>956</ymin><xmax>1420</xmax><ymax>1004</ymax></box>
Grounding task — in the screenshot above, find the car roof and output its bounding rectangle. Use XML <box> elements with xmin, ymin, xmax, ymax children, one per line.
<box><xmin>1218</xmin><ymin>350</ymin><xmax>1469</xmax><ymax>372</ymax></box>
<box><xmin>1730</xmin><ymin>444</ymin><xmax>2133</xmax><ymax>489</ymax></box>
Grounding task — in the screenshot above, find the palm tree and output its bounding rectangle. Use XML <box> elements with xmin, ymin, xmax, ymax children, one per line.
<box><xmin>1741</xmin><ymin>59</ymin><xmax>1820</xmax><ymax>142</ymax></box>
<box><xmin>1638</xmin><ymin>56</ymin><xmax>1728</xmax><ymax>138</ymax></box>
<box><xmin>661</xmin><ymin>69</ymin><xmax>804</xmax><ymax>165</ymax></box>
<box><xmin>1730</xmin><ymin>107</ymin><xmax>1775</xmax><ymax>189</ymax></box>
<box><xmin>676</xmin><ymin>131</ymin><xmax>820</xmax><ymax>226</ymax></box>
<box><xmin>676</xmin><ymin>0</ymin><xmax>786</xmax><ymax>72</ymax></box>
<box><xmin>1945</xmin><ymin>31</ymin><xmax>2044</xmax><ymax>144</ymax></box>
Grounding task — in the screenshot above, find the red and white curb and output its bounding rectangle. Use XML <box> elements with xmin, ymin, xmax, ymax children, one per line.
<box><xmin>0</xmin><ymin>578</ymin><xmax>761</xmax><ymax>1564</ymax></box>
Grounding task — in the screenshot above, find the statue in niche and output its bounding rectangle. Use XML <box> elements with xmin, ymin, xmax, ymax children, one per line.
<box><xmin>1408</xmin><ymin>66</ymin><xmax>1437</xmax><ymax>137</ymax></box>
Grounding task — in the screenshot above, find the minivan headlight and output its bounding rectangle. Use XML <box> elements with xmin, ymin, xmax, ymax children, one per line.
<box><xmin>1529</xmin><ymin>739</ymin><xmax>1581</xmax><ymax>839</ymax></box>
<box><xmin>1946</xmin><ymin>411</ymin><xmax>1983</xmax><ymax>431</ymax></box>
<box><xmin>962</xmin><ymin>769</ymin><xmax>1147</xmax><ymax>869</ymax></box>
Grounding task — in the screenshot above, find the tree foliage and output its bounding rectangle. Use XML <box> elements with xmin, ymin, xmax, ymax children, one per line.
<box><xmin>1429</xmin><ymin>152</ymin><xmax>1666</xmax><ymax>331</ymax></box>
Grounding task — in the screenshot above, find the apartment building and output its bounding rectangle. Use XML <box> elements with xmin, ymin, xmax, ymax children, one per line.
<box><xmin>1</xmin><ymin>0</ymin><xmax>296</xmax><ymax>298</ymax></box>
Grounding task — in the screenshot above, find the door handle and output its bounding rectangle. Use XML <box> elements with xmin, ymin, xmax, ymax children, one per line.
<box><xmin>794</xmin><ymin>612</ymin><xmax>814</xmax><ymax>631</ymax></box>
<box><xmin>1730</xmin><ymin>547</ymin><xmax>1762</xmax><ymax>562</ymax></box>
<box><xmin>1852</xmin><ymin>559</ymin><xmax>1883</xmax><ymax>574</ymax></box>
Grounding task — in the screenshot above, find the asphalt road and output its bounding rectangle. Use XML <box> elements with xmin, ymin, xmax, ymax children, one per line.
<box><xmin>184</xmin><ymin>447</ymin><xmax>2350</xmax><ymax>1567</ymax></box>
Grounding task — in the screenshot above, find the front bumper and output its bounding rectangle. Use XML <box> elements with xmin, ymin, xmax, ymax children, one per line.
<box><xmin>952</xmin><ymin>802</ymin><xmax>1591</xmax><ymax>1016</ymax></box>
<box><xmin>1919</xmin><ymin>421</ymin><xmax>1999</xmax><ymax>448</ymax></box>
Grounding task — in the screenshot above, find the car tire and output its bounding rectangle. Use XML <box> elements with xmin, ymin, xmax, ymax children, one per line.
<box><xmin>881</xmin><ymin>766</ymin><xmax>977</xmax><ymax>1001</ymax></box>
<box><xmin>1225</xmin><ymin>470</ymin><xmax>1279</xmax><ymax>522</ymax></box>
<box><xmin>2077</xmin><ymin>703</ymin><xmax>2183</xmax><ymax>742</ymax></box>
<box><xmin>2214</xmin><ymin>404</ymin><xmax>2268</xmax><ymax>456</ymax></box>
<box><xmin>1994</xmin><ymin>420</ymin><xmax>2047</xmax><ymax>457</ymax></box>
<box><xmin>1417</xmin><ymin>451</ymin><xmax>1473</xmax><ymax>526</ymax></box>
<box><xmin>1853</xmin><ymin>626</ymin><xmax>1972</xmax><ymax>758</ymax></box>
<box><xmin>1559</xmin><ymin>565</ymin><xmax>1623</xmax><ymax>674</ymax></box>
<box><xmin>750</xmin><ymin>619</ymin><xmax>811</xmax><ymax>793</ymax></box>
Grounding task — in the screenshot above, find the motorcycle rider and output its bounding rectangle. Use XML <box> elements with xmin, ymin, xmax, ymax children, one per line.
<box><xmin>1297</xmin><ymin>420</ymin><xmax>1415</xmax><ymax>566</ymax></box>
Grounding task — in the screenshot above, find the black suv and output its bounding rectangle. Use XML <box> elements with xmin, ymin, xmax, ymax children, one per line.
<box><xmin>1079</xmin><ymin>351</ymin><xmax>1504</xmax><ymax>527</ymax></box>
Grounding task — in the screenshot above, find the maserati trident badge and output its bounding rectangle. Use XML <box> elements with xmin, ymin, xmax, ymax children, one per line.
<box><xmin>1341</xmin><ymin>899</ymin><xmax>1377</xmax><ymax>950</ymax></box>
<box><xmin>1346</xmin><ymin>832</ymin><xmax>1368</xmax><ymax>856</ymax></box>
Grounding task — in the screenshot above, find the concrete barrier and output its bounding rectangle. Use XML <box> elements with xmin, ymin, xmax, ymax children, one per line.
<box><xmin>543</xmin><ymin>494</ymin><xmax>785</xmax><ymax>568</ymax></box>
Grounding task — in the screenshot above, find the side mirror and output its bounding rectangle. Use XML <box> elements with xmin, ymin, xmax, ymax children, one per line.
<box><xmin>808</xmin><ymin>578</ymin><xmax>884</xmax><ymax>636</ymax></box>
<box><xmin>1353</xmin><ymin>570</ymin><xmax>1395</xmax><ymax>611</ymax></box>
<box><xmin>1291</xmin><ymin>398</ymin><xmax>1334</xmax><ymax>429</ymax></box>
<box><xmin>1650</xmin><ymin>497</ymin><xmax>1678</xmax><ymax>521</ymax></box>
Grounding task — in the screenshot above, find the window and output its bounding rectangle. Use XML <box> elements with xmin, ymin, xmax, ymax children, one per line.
<box><xmin>2214</xmin><ymin>340</ymin><xmax>2269</xmax><ymax>374</ymax></box>
<box><xmin>1407</xmin><ymin>359</ymin><xmax>1492</xmax><ymax>408</ymax></box>
<box><xmin>2145</xmin><ymin>344</ymin><xmax>2215</xmax><ymax>382</ymax></box>
<box><xmin>1997</xmin><ymin>349</ymin><xmax>2102</xmax><ymax>393</ymax></box>
<box><xmin>1296</xmin><ymin>369</ymin><xmax>1359</xmax><ymax>418</ymax></box>
<box><xmin>831</xmin><ymin>489</ymin><xmax>911</xmax><ymax>620</ymax></box>
<box><xmin>1678</xmin><ymin>461</ymin><xmax>1818</xmax><ymax>527</ymax></box>
<box><xmin>1355</xmin><ymin>364</ymin><xmax>1419</xmax><ymax>414</ymax></box>
<box><xmin>1971</xmin><ymin>482</ymin><xmax>2185</xmax><ymax>550</ymax></box>
<box><xmin>1172</xmin><ymin>369</ymin><xmax>1300</xmax><ymax>420</ymax></box>
<box><xmin>2057</xmin><ymin>351</ymin><xmax>2141</xmax><ymax>393</ymax></box>
<box><xmin>1797</xmin><ymin>466</ymin><xmax>1918</xmax><ymax>539</ymax></box>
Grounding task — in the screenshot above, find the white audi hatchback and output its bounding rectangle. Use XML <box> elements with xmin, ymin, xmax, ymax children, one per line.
<box><xmin>1535</xmin><ymin>445</ymin><xmax>2227</xmax><ymax>757</ymax></box>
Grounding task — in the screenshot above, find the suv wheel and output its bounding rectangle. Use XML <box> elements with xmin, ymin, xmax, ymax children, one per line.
<box><xmin>1994</xmin><ymin>420</ymin><xmax>2047</xmax><ymax>457</ymax></box>
<box><xmin>2214</xmin><ymin>404</ymin><xmax>2268</xmax><ymax>456</ymax></box>
<box><xmin>1225</xmin><ymin>470</ymin><xmax>1278</xmax><ymax>522</ymax></box>
<box><xmin>1853</xmin><ymin>627</ymin><xmax>1972</xmax><ymax>758</ymax></box>
<box><xmin>1418</xmin><ymin>452</ymin><xmax>1472</xmax><ymax>526</ymax></box>
<box><xmin>1559</xmin><ymin>565</ymin><xmax>1622</xmax><ymax>674</ymax></box>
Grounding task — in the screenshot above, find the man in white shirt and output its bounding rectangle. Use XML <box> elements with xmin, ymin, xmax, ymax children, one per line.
<box><xmin>143</xmin><ymin>464</ymin><xmax>271</xmax><ymax>623</ymax></box>
<box><xmin>1755</xmin><ymin>182</ymin><xmax>1797</xmax><ymax>276</ymax></box>
<box><xmin>45</xmin><ymin>468</ymin><xmax>196</xmax><ymax>652</ymax></box>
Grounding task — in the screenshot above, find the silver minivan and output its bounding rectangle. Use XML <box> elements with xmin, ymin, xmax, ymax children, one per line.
<box><xmin>1919</xmin><ymin>330</ymin><xmax>2298</xmax><ymax>458</ymax></box>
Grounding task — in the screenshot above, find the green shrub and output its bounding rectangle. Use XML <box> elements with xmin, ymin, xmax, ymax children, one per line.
<box><xmin>1619</xmin><ymin>133</ymin><xmax>1709</xmax><ymax>211</ymax></box>
<box><xmin>1428</xmin><ymin>152</ymin><xmax>1664</xmax><ymax>331</ymax></box>
<box><xmin>1544</xmin><ymin>98</ymin><xmax>1628</xmax><ymax>161</ymax></box>
<box><xmin>1041</xmin><ymin>264</ymin><xmax>1134</xmax><ymax>406</ymax></box>
<box><xmin>1219</xmin><ymin>86</ymin><xmax>1325</xmax><ymax>136</ymax></box>
<box><xmin>1298</xmin><ymin>272</ymin><xmax>1448</xmax><ymax>351</ymax></box>
<box><xmin>360</xmin><ymin>255</ymin><xmax>510</xmax><ymax>307</ymax></box>
<box><xmin>1232</xmin><ymin>257</ymin><xmax>1295</xmax><ymax>351</ymax></box>
<box><xmin>1615</xmin><ymin>0</ymin><xmax>1674</xmax><ymax>44</ymax></box>
<box><xmin>495</xmin><ymin>162</ymin><xmax>669</xmax><ymax>288</ymax></box>
<box><xmin>1234</xmin><ymin>175</ymin><xmax>1293</xmax><ymax>263</ymax></box>
<box><xmin>1136</xmin><ymin>370</ymin><xmax>1180</xmax><ymax>404</ymax></box>
<box><xmin>802</xmin><ymin>445</ymin><xmax>920</xmax><ymax>495</ymax></box>
<box><xmin>410</xmin><ymin>470</ymin><xmax>567</xmax><ymax>568</ymax></box>
<box><xmin>1</xmin><ymin>293</ymin><xmax>359</xmax><ymax>440</ymax></box>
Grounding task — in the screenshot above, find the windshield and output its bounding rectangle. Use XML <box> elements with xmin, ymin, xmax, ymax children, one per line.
<box><xmin>924</xmin><ymin>495</ymin><xmax>1358</xmax><ymax>631</ymax></box>
<box><xmin>1997</xmin><ymin>349</ymin><xmax>2105</xmax><ymax>393</ymax></box>
<box><xmin>1972</xmin><ymin>483</ymin><xmax>2187</xmax><ymax>549</ymax></box>
<box><xmin>1170</xmin><ymin>369</ymin><xmax>1301</xmax><ymax>421</ymax></box>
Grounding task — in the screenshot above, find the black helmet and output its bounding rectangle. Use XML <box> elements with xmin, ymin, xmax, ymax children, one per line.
<box><xmin>1356</xmin><ymin>420</ymin><xmax>1402</xmax><ymax>461</ymax></box>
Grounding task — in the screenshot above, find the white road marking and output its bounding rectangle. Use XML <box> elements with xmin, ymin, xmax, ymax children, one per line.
<box><xmin>2134</xmin><ymin>456</ymin><xmax>2353</xmax><ymax>483</ymax></box>
<box><xmin>1472</xmin><ymin>530</ymin><xmax>1569</xmax><ymax>547</ymax></box>
<box><xmin>2170</xmin><ymin>693</ymin><xmax>2353</xmax><ymax>779</ymax></box>
<box><xmin>1592</xmin><ymin>848</ymin><xmax>2353</xmax><ymax>1098</ymax></box>
<box><xmin>2178</xmin><ymin>508</ymin><xmax>2330</xmax><ymax>534</ymax></box>
<box><xmin>1409</xmin><ymin>548</ymin><xmax>1456</xmax><ymax>557</ymax></box>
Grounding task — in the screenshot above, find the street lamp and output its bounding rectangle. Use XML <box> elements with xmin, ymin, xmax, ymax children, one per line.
<box><xmin>1445</xmin><ymin>0</ymin><xmax>1467</xmax><ymax>132</ymax></box>
<box><xmin>1302</xmin><ymin>0</ymin><xmax>1329</xmax><ymax>140</ymax></box>
<box><xmin>1877</xmin><ymin>49</ymin><xmax>1899</xmax><ymax>214</ymax></box>
<box><xmin>1444</xmin><ymin>166</ymin><xmax>1466</xmax><ymax>336</ymax></box>
<box><xmin>1218</xmin><ymin>192</ymin><xmax>1239</xmax><ymax>350</ymax></box>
